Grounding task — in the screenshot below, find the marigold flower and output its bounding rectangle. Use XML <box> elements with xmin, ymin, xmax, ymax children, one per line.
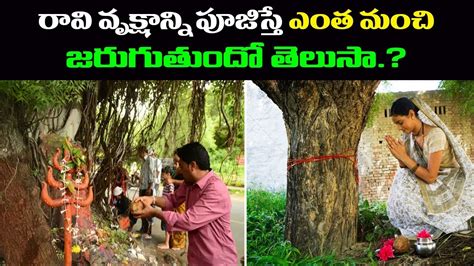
<box><xmin>72</xmin><ymin>244</ymin><xmax>81</xmax><ymax>254</ymax></box>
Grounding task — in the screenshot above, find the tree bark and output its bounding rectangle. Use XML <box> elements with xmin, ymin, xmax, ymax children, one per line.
<box><xmin>0</xmin><ymin>99</ymin><xmax>61</xmax><ymax>265</ymax></box>
<box><xmin>254</xmin><ymin>80</ymin><xmax>379</xmax><ymax>255</ymax></box>
<box><xmin>189</xmin><ymin>80</ymin><xmax>206</xmax><ymax>143</ymax></box>
<box><xmin>56</xmin><ymin>106</ymin><xmax>82</xmax><ymax>140</ymax></box>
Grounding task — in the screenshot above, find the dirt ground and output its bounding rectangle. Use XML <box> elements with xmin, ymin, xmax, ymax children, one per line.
<box><xmin>120</xmin><ymin>188</ymin><xmax>188</xmax><ymax>265</ymax></box>
<box><xmin>342</xmin><ymin>233</ymin><xmax>474</xmax><ymax>265</ymax></box>
<box><xmin>131</xmin><ymin>231</ymin><xmax>188</xmax><ymax>265</ymax></box>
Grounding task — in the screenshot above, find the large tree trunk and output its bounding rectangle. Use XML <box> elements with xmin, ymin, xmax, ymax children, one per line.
<box><xmin>0</xmin><ymin>100</ymin><xmax>61</xmax><ymax>265</ymax></box>
<box><xmin>254</xmin><ymin>80</ymin><xmax>379</xmax><ymax>255</ymax></box>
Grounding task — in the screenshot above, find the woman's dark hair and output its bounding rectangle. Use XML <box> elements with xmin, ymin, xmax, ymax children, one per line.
<box><xmin>162</xmin><ymin>165</ymin><xmax>176</xmax><ymax>178</ymax></box>
<box><xmin>390</xmin><ymin>97</ymin><xmax>419</xmax><ymax>116</ymax></box>
<box><xmin>176</xmin><ymin>142</ymin><xmax>211</xmax><ymax>171</ymax></box>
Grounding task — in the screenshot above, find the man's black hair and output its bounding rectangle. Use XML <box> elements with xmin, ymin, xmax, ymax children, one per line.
<box><xmin>176</xmin><ymin>142</ymin><xmax>211</xmax><ymax>171</ymax></box>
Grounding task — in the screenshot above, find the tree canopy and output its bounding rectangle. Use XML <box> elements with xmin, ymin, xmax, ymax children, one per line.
<box><xmin>439</xmin><ymin>80</ymin><xmax>474</xmax><ymax>115</ymax></box>
<box><xmin>0</xmin><ymin>80</ymin><xmax>244</xmax><ymax>211</ymax></box>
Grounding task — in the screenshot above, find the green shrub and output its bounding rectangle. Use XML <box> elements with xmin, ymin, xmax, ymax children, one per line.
<box><xmin>357</xmin><ymin>199</ymin><xmax>399</xmax><ymax>243</ymax></box>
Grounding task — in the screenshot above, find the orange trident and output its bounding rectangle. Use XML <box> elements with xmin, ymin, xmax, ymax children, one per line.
<box><xmin>41</xmin><ymin>145</ymin><xmax>93</xmax><ymax>266</ymax></box>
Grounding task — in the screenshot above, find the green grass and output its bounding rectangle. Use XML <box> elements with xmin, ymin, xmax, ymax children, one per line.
<box><xmin>218</xmin><ymin>164</ymin><xmax>244</xmax><ymax>187</ymax></box>
<box><xmin>228</xmin><ymin>187</ymin><xmax>245</xmax><ymax>196</ymax></box>
<box><xmin>247</xmin><ymin>190</ymin><xmax>360</xmax><ymax>265</ymax></box>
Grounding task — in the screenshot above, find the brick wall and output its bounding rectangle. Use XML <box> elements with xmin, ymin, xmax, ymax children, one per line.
<box><xmin>358</xmin><ymin>90</ymin><xmax>474</xmax><ymax>201</ymax></box>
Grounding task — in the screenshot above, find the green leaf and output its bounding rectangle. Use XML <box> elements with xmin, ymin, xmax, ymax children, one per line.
<box><xmin>66</xmin><ymin>162</ymin><xmax>75</xmax><ymax>170</ymax></box>
<box><xmin>65</xmin><ymin>180</ymin><xmax>75</xmax><ymax>194</ymax></box>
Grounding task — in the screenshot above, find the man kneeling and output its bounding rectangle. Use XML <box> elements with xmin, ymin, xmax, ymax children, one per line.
<box><xmin>111</xmin><ymin>186</ymin><xmax>137</xmax><ymax>232</ymax></box>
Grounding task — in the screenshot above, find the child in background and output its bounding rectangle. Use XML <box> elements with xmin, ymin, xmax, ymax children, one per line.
<box><xmin>158</xmin><ymin>166</ymin><xmax>175</xmax><ymax>249</ymax></box>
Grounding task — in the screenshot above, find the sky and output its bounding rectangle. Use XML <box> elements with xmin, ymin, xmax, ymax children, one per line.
<box><xmin>377</xmin><ymin>80</ymin><xmax>441</xmax><ymax>93</ymax></box>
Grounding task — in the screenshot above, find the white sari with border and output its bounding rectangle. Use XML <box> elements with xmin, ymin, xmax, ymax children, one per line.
<box><xmin>387</xmin><ymin>97</ymin><xmax>474</xmax><ymax>239</ymax></box>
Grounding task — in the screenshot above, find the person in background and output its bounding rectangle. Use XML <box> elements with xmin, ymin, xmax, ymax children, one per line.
<box><xmin>111</xmin><ymin>186</ymin><xmax>137</xmax><ymax>232</ymax></box>
<box><xmin>148</xmin><ymin>147</ymin><xmax>162</xmax><ymax>197</ymax></box>
<box><xmin>130</xmin><ymin>171</ymin><xmax>140</xmax><ymax>186</ymax></box>
<box><xmin>137</xmin><ymin>146</ymin><xmax>154</xmax><ymax>239</ymax></box>
<box><xmin>170</xmin><ymin>151</ymin><xmax>186</xmax><ymax>250</ymax></box>
<box><xmin>158</xmin><ymin>166</ymin><xmax>175</xmax><ymax>249</ymax></box>
<box><xmin>148</xmin><ymin>147</ymin><xmax>162</xmax><ymax>226</ymax></box>
<box><xmin>109</xmin><ymin>162</ymin><xmax>129</xmax><ymax>206</ymax></box>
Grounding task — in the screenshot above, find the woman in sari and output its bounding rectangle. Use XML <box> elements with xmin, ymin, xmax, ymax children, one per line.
<box><xmin>386</xmin><ymin>97</ymin><xmax>474</xmax><ymax>239</ymax></box>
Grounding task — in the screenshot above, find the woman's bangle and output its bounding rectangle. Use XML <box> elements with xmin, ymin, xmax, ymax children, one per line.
<box><xmin>411</xmin><ymin>163</ymin><xmax>420</xmax><ymax>172</ymax></box>
<box><xmin>152</xmin><ymin>196</ymin><xmax>156</xmax><ymax>206</ymax></box>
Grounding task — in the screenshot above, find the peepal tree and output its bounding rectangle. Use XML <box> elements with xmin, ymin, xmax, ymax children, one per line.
<box><xmin>253</xmin><ymin>80</ymin><xmax>380</xmax><ymax>255</ymax></box>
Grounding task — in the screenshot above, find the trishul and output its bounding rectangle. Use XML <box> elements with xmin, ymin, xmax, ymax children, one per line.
<box><xmin>41</xmin><ymin>147</ymin><xmax>93</xmax><ymax>266</ymax></box>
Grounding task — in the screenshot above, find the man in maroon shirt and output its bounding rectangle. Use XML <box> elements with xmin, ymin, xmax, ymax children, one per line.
<box><xmin>133</xmin><ymin>142</ymin><xmax>238</xmax><ymax>265</ymax></box>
